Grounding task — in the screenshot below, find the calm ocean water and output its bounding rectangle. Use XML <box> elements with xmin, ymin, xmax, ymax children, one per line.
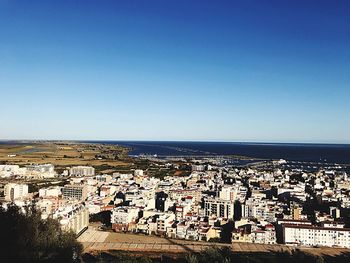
<box><xmin>91</xmin><ymin>141</ymin><xmax>350</xmax><ymax>165</ymax></box>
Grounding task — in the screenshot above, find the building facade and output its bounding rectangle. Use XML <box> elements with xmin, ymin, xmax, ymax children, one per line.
<box><xmin>69</xmin><ymin>166</ymin><xmax>95</xmax><ymax>177</ymax></box>
<box><xmin>62</xmin><ymin>184</ymin><xmax>87</xmax><ymax>200</ymax></box>
<box><xmin>4</xmin><ymin>183</ymin><xmax>29</xmax><ymax>201</ymax></box>
<box><xmin>204</xmin><ymin>196</ymin><xmax>234</xmax><ymax>219</ymax></box>
<box><xmin>53</xmin><ymin>204</ymin><xmax>89</xmax><ymax>235</ymax></box>
<box><xmin>283</xmin><ymin>224</ymin><xmax>350</xmax><ymax>248</ymax></box>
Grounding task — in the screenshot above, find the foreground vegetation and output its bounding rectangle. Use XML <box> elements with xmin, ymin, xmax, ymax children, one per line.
<box><xmin>0</xmin><ymin>203</ymin><xmax>82</xmax><ymax>263</ymax></box>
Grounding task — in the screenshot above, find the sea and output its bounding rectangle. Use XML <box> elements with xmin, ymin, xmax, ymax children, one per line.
<box><xmin>1</xmin><ymin>140</ymin><xmax>350</xmax><ymax>165</ymax></box>
<box><xmin>90</xmin><ymin>141</ymin><xmax>350</xmax><ymax>165</ymax></box>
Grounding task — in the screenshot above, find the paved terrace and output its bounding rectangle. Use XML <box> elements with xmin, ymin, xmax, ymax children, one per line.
<box><xmin>79</xmin><ymin>227</ymin><xmax>350</xmax><ymax>257</ymax></box>
<box><xmin>78</xmin><ymin>227</ymin><xmax>229</xmax><ymax>253</ymax></box>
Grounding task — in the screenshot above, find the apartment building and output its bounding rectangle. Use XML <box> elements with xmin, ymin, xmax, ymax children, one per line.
<box><xmin>39</xmin><ymin>186</ymin><xmax>61</xmax><ymax>198</ymax></box>
<box><xmin>4</xmin><ymin>183</ymin><xmax>29</xmax><ymax>201</ymax></box>
<box><xmin>69</xmin><ymin>166</ymin><xmax>95</xmax><ymax>177</ymax></box>
<box><xmin>111</xmin><ymin>206</ymin><xmax>140</xmax><ymax>232</ymax></box>
<box><xmin>156</xmin><ymin>213</ymin><xmax>175</xmax><ymax>235</ymax></box>
<box><xmin>53</xmin><ymin>204</ymin><xmax>89</xmax><ymax>235</ymax></box>
<box><xmin>204</xmin><ymin>196</ymin><xmax>234</xmax><ymax>219</ymax></box>
<box><xmin>62</xmin><ymin>184</ymin><xmax>87</xmax><ymax>200</ymax></box>
<box><xmin>283</xmin><ymin>224</ymin><xmax>350</xmax><ymax>248</ymax></box>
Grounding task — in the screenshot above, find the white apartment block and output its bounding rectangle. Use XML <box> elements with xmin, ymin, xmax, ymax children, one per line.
<box><xmin>175</xmin><ymin>203</ymin><xmax>191</xmax><ymax>221</ymax></box>
<box><xmin>251</xmin><ymin>225</ymin><xmax>276</xmax><ymax>244</ymax></box>
<box><xmin>62</xmin><ymin>184</ymin><xmax>87</xmax><ymax>200</ymax></box>
<box><xmin>111</xmin><ymin>206</ymin><xmax>140</xmax><ymax>231</ymax></box>
<box><xmin>53</xmin><ymin>204</ymin><xmax>89</xmax><ymax>235</ymax></box>
<box><xmin>24</xmin><ymin>164</ymin><xmax>56</xmax><ymax>178</ymax></box>
<box><xmin>0</xmin><ymin>165</ymin><xmax>20</xmax><ymax>177</ymax></box>
<box><xmin>283</xmin><ymin>225</ymin><xmax>350</xmax><ymax>248</ymax></box>
<box><xmin>192</xmin><ymin>165</ymin><xmax>205</xmax><ymax>172</ymax></box>
<box><xmin>169</xmin><ymin>189</ymin><xmax>202</xmax><ymax>203</ymax></box>
<box><xmin>242</xmin><ymin>198</ymin><xmax>279</xmax><ymax>222</ymax></box>
<box><xmin>156</xmin><ymin>213</ymin><xmax>175</xmax><ymax>234</ymax></box>
<box><xmin>27</xmin><ymin>164</ymin><xmax>55</xmax><ymax>173</ymax></box>
<box><xmin>39</xmin><ymin>186</ymin><xmax>61</xmax><ymax>198</ymax></box>
<box><xmin>219</xmin><ymin>186</ymin><xmax>237</xmax><ymax>201</ymax></box>
<box><xmin>69</xmin><ymin>166</ymin><xmax>95</xmax><ymax>177</ymax></box>
<box><xmin>176</xmin><ymin>222</ymin><xmax>188</xmax><ymax>239</ymax></box>
<box><xmin>4</xmin><ymin>183</ymin><xmax>29</xmax><ymax>201</ymax></box>
<box><xmin>204</xmin><ymin>196</ymin><xmax>234</xmax><ymax>219</ymax></box>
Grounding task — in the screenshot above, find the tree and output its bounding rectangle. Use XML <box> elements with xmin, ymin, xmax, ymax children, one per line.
<box><xmin>0</xmin><ymin>203</ymin><xmax>82</xmax><ymax>263</ymax></box>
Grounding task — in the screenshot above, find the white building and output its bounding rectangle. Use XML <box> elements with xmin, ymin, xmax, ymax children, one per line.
<box><xmin>39</xmin><ymin>186</ymin><xmax>61</xmax><ymax>198</ymax></box>
<box><xmin>53</xmin><ymin>204</ymin><xmax>89</xmax><ymax>235</ymax></box>
<box><xmin>0</xmin><ymin>165</ymin><xmax>20</xmax><ymax>177</ymax></box>
<box><xmin>242</xmin><ymin>198</ymin><xmax>278</xmax><ymax>222</ymax></box>
<box><xmin>204</xmin><ymin>196</ymin><xmax>234</xmax><ymax>219</ymax></box>
<box><xmin>251</xmin><ymin>224</ymin><xmax>276</xmax><ymax>244</ymax></box>
<box><xmin>24</xmin><ymin>164</ymin><xmax>56</xmax><ymax>178</ymax></box>
<box><xmin>27</xmin><ymin>164</ymin><xmax>55</xmax><ymax>173</ymax></box>
<box><xmin>283</xmin><ymin>224</ymin><xmax>350</xmax><ymax>248</ymax></box>
<box><xmin>62</xmin><ymin>184</ymin><xmax>87</xmax><ymax>200</ymax></box>
<box><xmin>192</xmin><ymin>165</ymin><xmax>205</xmax><ymax>172</ymax></box>
<box><xmin>134</xmin><ymin>169</ymin><xmax>144</xmax><ymax>177</ymax></box>
<box><xmin>156</xmin><ymin>213</ymin><xmax>175</xmax><ymax>234</ymax></box>
<box><xmin>95</xmin><ymin>174</ymin><xmax>112</xmax><ymax>183</ymax></box>
<box><xmin>69</xmin><ymin>166</ymin><xmax>95</xmax><ymax>177</ymax></box>
<box><xmin>176</xmin><ymin>222</ymin><xmax>188</xmax><ymax>239</ymax></box>
<box><xmin>4</xmin><ymin>183</ymin><xmax>29</xmax><ymax>201</ymax></box>
<box><xmin>111</xmin><ymin>206</ymin><xmax>140</xmax><ymax>231</ymax></box>
<box><xmin>330</xmin><ymin>207</ymin><xmax>341</xmax><ymax>219</ymax></box>
<box><xmin>219</xmin><ymin>186</ymin><xmax>237</xmax><ymax>201</ymax></box>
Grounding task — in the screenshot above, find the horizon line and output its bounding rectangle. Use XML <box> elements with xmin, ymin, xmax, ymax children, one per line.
<box><xmin>1</xmin><ymin>139</ymin><xmax>350</xmax><ymax>146</ymax></box>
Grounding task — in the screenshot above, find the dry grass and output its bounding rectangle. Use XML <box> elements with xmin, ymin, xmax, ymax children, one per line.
<box><xmin>0</xmin><ymin>142</ymin><xmax>130</xmax><ymax>168</ymax></box>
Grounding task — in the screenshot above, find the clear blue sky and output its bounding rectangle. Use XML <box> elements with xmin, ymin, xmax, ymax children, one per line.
<box><xmin>1</xmin><ymin>0</ymin><xmax>350</xmax><ymax>143</ymax></box>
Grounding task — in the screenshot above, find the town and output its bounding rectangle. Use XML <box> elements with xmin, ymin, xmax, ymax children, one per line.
<box><xmin>1</xmin><ymin>154</ymin><xmax>350</xmax><ymax>249</ymax></box>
